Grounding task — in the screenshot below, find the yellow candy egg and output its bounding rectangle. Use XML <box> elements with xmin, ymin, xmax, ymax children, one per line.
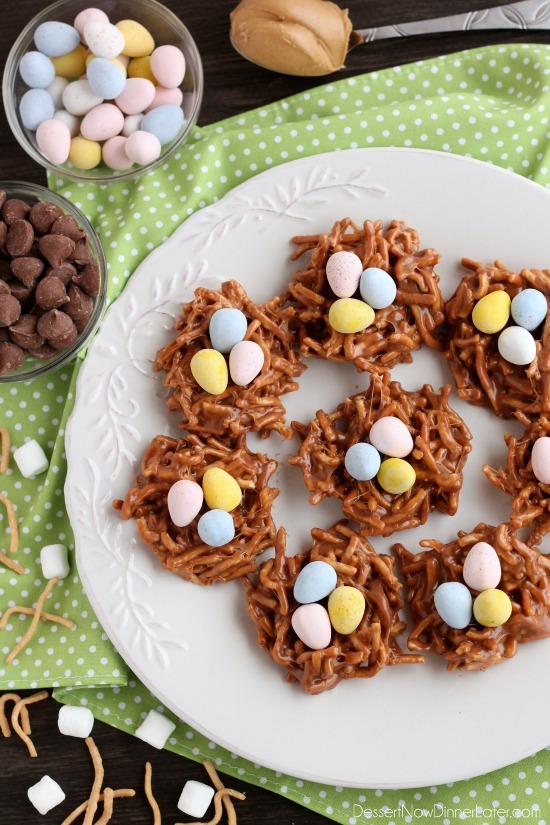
<box><xmin>471</xmin><ymin>290</ymin><xmax>511</xmax><ymax>334</ymax></box>
<box><xmin>328</xmin><ymin>298</ymin><xmax>375</xmax><ymax>334</ymax></box>
<box><xmin>473</xmin><ymin>588</ymin><xmax>512</xmax><ymax>627</ymax></box>
<box><xmin>51</xmin><ymin>45</ymin><xmax>88</xmax><ymax>78</ymax></box>
<box><xmin>202</xmin><ymin>467</ymin><xmax>242</xmax><ymax>512</ymax></box>
<box><xmin>69</xmin><ymin>136</ymin><xmax>101</xmax><ymax>170</ymax></box>
<box><xmin>128</xmin><ymin>55</ymin><xmax>158</xmax><ymax>84</ymax></box>
<box><xmin>190</xmin><ymin>349</ymin><xmax>228</xmax><ymax>395</ymax></box>
<box><xmin>327</xmin><ymin>586</ymin><xmax>365</xmax><ymax>635</ymax></box>
<box><xmin>377</xmin><ymin>458</ymin><xmax>416</xmax><ymax>495</ymax></box>
<box><xmin>116</xmin><ymin>20</ymin><xmax>155</xmax><ymax>57</ymax></box>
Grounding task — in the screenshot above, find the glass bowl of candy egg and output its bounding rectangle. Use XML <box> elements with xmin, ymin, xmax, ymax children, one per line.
<box><xmin>0</xmin><ymin>181</ymin><xmax>107</xmax><ymax>382</ymax></box>
<box><xmin>3</xmin><ymin>0</ymin><xmax>203</xmax><ymax>182</ymax></box>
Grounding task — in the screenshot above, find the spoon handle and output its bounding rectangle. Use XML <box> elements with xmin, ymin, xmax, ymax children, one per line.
<box><xmin>354</xmin><ymin>0</ymin><xmax>550</xmax><ymax>43</ymax></box>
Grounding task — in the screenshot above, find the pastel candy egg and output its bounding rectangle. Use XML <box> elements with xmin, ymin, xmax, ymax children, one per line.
<box><xmin>81</xmin><ymin>103</ymin><xmax>124</xmax><ymax>141</ymax></box>
<box><xmin>51</xmin><ymin>45</ymin><xmax>88</xmax><ymax>78</ymax></box>
<box><xmin>434</xmin><ymin>582</ymin><xmax>472</xmax><ymax>629</ymax></box>
<box><xmin>128</xmin><ymin>55</ymin><xmax>158</xmax><ymax>84</ymax></box>
<box><xmin>471</xmin><ymin>290</ymin><xmax>511</xmax><ymax>334</ymax></box>
<box><xmin>511</xmin><ymin>288</ymin><xmax>547</xmax><ymax>331</ymax></box>
<box><xmin>102</xmin><ymin>136</ymin><xmax>133</xmax><ymax>171</ymax></box>
<box><xmin>167</xmin><ymin>479</ymin><xmax>203</xmax><ymax>527</ymax></box>
<box><xmin>62</xmin><ymin>79</ymin><xmax>103</xmax><ymax>116</ymax></box>
<box><xmin>19</xmin><ymin>89</ymin><xmax>54</xmax><ymax>130</ymax></box>
<box><xmin>462</xmin><ymin>542</ymin><xmax>501</xmax><ymax>591</ymax></box>
<box><xmin>344</xmin><ymin>442</ymin><xmax>381</xmax><ymax>481</ymax></box>
<box><xmin>369</xmin><ymin>416</ymin><xmax>414</xmax><ymax>458</ymax></box>
<box><xmin>202</xmin><ymin>467</ymin><xmax>242</xmax><ymax>512</ymax></box>
<box><xmin>69</xmin><ymin>135</ymin><xmax>101</xmax><ymax>170</ymax></box>
<box><xmin>145</xmin><ymin>85</ymin><xmax>183</xmax><ymax>112</ymax></box>
<box><xmin>209</xmin><ymin>308</ymin><xmax>247</xmax><ymax>353</ymax></box>
<box><xmin>53</xmin><ymin>109</ymin><xmax>81</xmax><ymax>138</ymax></box>
<box><xmin>325</xmin><ymin>250</ymin><xmax>362</xmax><ymax>298</ymax></box>
<box><xmin>116</xmin><ymin>20</ymin><xmax>155</xmax><ymax>57</ymax></box>
<box><xmin>87</xmin><ymin>57</ymin><xmax>126</xmax><ymax>99</ymax></box>
<box><xmin>19</xmin><ymin>52</ymin><xmax>55</xmax><ymax>89</ymax></box>
<box><xmin>328</xmin><ymin>298</ymin><xmax>375</xmax><ymax>334</ymax></box>
<box><xmin>291</xmin><ymin>603</ymin><xmax>332</xmax><ymax>650</ymax></box>
<box><xmin>36</xmin><ymin>119</ymin><xmax>71</xmax><ymax>164</ymax></box>
<box><xmin>293</xmin><ymin>561</ymin><xmax>337</xmax><ymax>604</ymax></box>
<box><xmin>497</xmin><ymin>325</ymin><xmax>537</xmax><ymax>366</ymax></box>
<box><xmin>229</xmin><ymin>340</ymin><xmax>264</xmax><ymax>386</ymax></box>
<box><xmin>34</xmin><ymin>22</ymin><xmax>80</xmax><ymax>57</ymax></box>
<box><xmin>47</xmin><ymin>76</ymin><xmax>69</xmax><ymax>108</ymax></box>
<box><xmin>115</xmin><ymin>77</ymin><xmax>156</xmax><ymax>115</ymax></box>
<box><xmin>74</xmin><ymin>8</ymin><xmax>110</xmax><ymax>40</ymax></box>
<box><xmin>197</xmin><ymin>509</ymin><xmax>235</xmax><ymax>547</ymax></box>
<box><xmin>473</xmin><ymin>588</ymin><xmax>512</xmax><ymax>627</ymax></box>
<box><xmin>190</xmin><ymin>349</ymin><xmax>228</xmax><ymax>395</ymax></box>
<box><xmin>84</xmin><ymin>21</ymin><xmax>125</xmax><ymax>59</ymax></box>
<box><xmin>122</xmin><ymin>114</ymin><xmax>144</xmax><ymax>136</ymax></box>
<box><xmin>377</xmin><ymin>458</ymin><xmax>416</xmax><ymax>495</ymax></box>
<box><xmin>328</xmin><ymin>586</ymin><xmax>365</xmax><ymax>635</ymax></box>
<box><xmin>141</xmin><ymin>105</ymin><xmax>184</xmax><ymax>145</ymax></box>
<box><xmin>125</xmin><ymin>130</ymin><xmax>161</xmax><ymax>165</ymax></box>
<box><xmin>359</xmin><ymin>267</ymin><xmax>397</xmax><ymax>309</ymax></box>
<box><xmin>150</xmin><ymin>45</ymin><xmax>186</xmax><ymax>89</ymax></box>
<box><xmin>531</xmin><ymin>436</ymin><xmax>550</xmax><ymax>484</ymax></box>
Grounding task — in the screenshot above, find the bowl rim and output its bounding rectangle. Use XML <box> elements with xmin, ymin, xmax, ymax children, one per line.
<box><xmin>2</xmin><ymin>0</ymin><xmax>204</xmax><ymax>184</ymax></box>
<box><xmin>0</xmin><ymin>179</ymin><xmax>108</xmax><ymax>383</ymax></box>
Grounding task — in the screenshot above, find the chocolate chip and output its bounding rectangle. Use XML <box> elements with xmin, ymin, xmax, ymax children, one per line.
<box><xmin>1</xmin><ymin>199</ymin><xmax>30</xmax><ymax>225</ymax></box>
<box><xmin>6</xmin><ymin>220</ymin><xmax>34</xmax><ymax>258</ymax></box>
<box><xmin>0</xmin><ymin>341</ymin><xmax>24</xmax><ymax>375</ymax></box>
<box><xmin>10</xmin><ymin>256</ymin><xmax>44</xmax><ymax>288</ymax></box>
<box><xmin>7</xmin><ymin>280</ymin><xmax>34</xmax><ymax>305</ymax></box>
<box><xmin>0</xmin><ymin>221</ymin><xmax>6</xmax><ymax>253</ymax></box>
<box><xmin>36</xmin><ymin>308</ymin><xmax>75</xmax><ymax>339</ymax></box>
<box><xmin>63</xmin><ymin>283</ymin><xmax>93</xmax><ymax>327</ymax></box>
<box><xmin>0</xmin><ymin>281</ymin><xmax>10</xmax><ymax>295</ymax></box>
<box><xmin>35</xmin><ymin>275</ymin><xmax>69</xmax><ymax>310</ymax></box>
<box><xmin>45</xmin><ymin>262</ymin><xmax>77</xmax><ymax>286</ymax></box>
<box><xmin>0</xmin><ymin>294</ymin><xmax>21</xmax><ymax>327</ymax></box>
<box><xmin>51</xmin><ymin>214</ymin><xmax>85</xmax><ymax>242</ymax></box>
<box><xmin>38</xmin><ymin>234</ymin><xmax>75</xmax><ymax>268</ymax></box>
<box><xmin>72</xmin><ymin>262</ymin><xmax>100</xmax><ymax>297</ymax></box>
<box><xmin>48</xmin><ymin>320</ymin><xmax>78</xmax><ymax>350</ymax></box>
<box><xmin>69</xmin><ymin>238</ymin><xmax>92</xmax><ymax>265</ymax></box>
<box><xmin>28</xmin><ymin>342</ymin><xmax>56</xmax><ymax>360</ymax></box>
<box><xmin>29</xmin><ymin>201</ymin><xmax>63</xmax><ymax>234</ymax></box>
<box><xmin>9</xmin><ymin>315</ymin><xmax>45</xmax><ymax>351</ymax></box>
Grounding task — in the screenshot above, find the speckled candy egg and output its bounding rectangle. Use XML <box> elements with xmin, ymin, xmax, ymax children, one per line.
<box><xmin>19</xmin><ymin>51</ymin><xmax>55</xmax><ymax>89</ymax></box>
<box><xmin>81</xmin><ymin>103</ymin><xmax>124</xmax><ymax>141</ymax></box>
<box><xmin>167</xmin><ymin>479</ymin><xmax>203</xmax><ymax>527</ymax></box>
<box><xmin>531</xmin><ymin>436</ymin><xmax>550</xmax><ymax>484</ymax></box>
<box><xmin>197</xmin><ymin>509</ymin><xmax>235</xmax><ymax>547</ymax></box>
<box><xmin>115</xmin><ymin>78</ymin><xmax>156</xmax><ymax>115</ymax></box>
<box><xmin>102</xmin><ymin>136</ymin><xmax>133</xmax><ymax>171</ymax></box>
<box><xmin>291</xmin><ymin>603</ymin><xmax>332</xmax><ymax>650</ymax></box>
<box><xmin>125</xmin><ymin>130</ymin><xmax>161</xmax><ymax>165</ymax></box>
<box><xmin>141</xmin><ymin>105</ymin><xmax>184</xmax><ymax>145</ymax></box>
<box><xmin>47</xmin><ymin>76</ymin><xmax>69</xmax><ymax>109</ymax></box>
<box><xmin>229</xmin><ymin>340</ymin><xmax>264</xmax><ymax>386</ymax></box>
<box><xmin>511</xmin><ymin>288</ymin><xmax>547</xmax><ymax>331</ymax></box>
<box><xmin>434</xmin><ymin>581</ymin><xmax>472</xmax><ymax>629</ymax></box>
<box><xmin>34</xmin><ymin>21</ymin><xmax>80</xmax><ymax>57</ymax></box>
<box><xmin>62</xmin><ymin>79</ymin><xmax>103</xmax><ymax>116</ymax></box>
<box><xmin>293</xmin><ymin>561</ymin><xmax>337</xmax><ymax>604</ymax></box>
<box><xmin>344</xmin><ymin>442</ymin><xmax>381</xmax><ymax>481</ymax></box>
<box><xmin>325</xmin><ymin>250</ymin><xmax>362</xmax><ymax>298</ymax></box>
<box><xmin>36</xmin><ymin>119</ymin><xmax>71</xmax><ymax>164</ymax></box>
<box><xmin>209</xmin><ymin>307</ymin><xmax>247</xmax><ymax>353</ymax></box>
<box><xmin>19</xmin><ymin>89</ymin><xmax>54</xmax><ymax>130</ymax></box>
<box><xmin>328</xmin><ymin>586</ymin><xmax>365</xmax><ymax>635</ymax></box>
<box><xmin>359</xmin><ymin>267</ymin><xmax>397</xmax><ymax>309</ymax></box>
<box><xmin>83</xmin><ymin>20</ymin><xmax>125</xmax><ymax>59</ymax></box>
<box><xmin>87</xmin><ymin>57</ymin><xmax>126</xmax><ymax>99</ymax></box>
<box><xmin>497</xmin><ymin>325</ymin><xmax>537</xmax><ymax>366</ymax></box>
<box><xmin>369</xmin><ymin>415</ymin><xmax>413</xmax><ymax>458</ymax></box>
<box><xmin>150</xmin><ymin>45</ymin><xmax>186</xmax><ymax>89</ymax></box>
<box><xmin>462</xmin><ymin>542</ymin><xmax>501</xmax><ymax>591</ymax></box>
<box><xmin>74</xmin><ymin>8</ymin><xmax>109</xmax><ymax>40</ymax></box>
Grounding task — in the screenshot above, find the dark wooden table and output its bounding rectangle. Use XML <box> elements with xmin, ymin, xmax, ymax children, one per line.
<box><xmin>1</xmin><ymin>1</ymin><xmax>549</xmax><ymax>822</ymax></box>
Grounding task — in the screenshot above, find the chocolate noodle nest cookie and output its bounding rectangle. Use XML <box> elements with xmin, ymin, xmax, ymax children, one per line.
<box><xmin>154</xmin><ymin>280</ymin><xmax>305</xmax><ymax>440</ymax></box>
<box><xmin>444</xmin><ymin>259</ymin><xmax>550</xmax><ymax>419</ymax></box>
<box><xmin>245</xmin><ymin>521</ymin><xmax>424</xmax><ymax>694</ymax></box>
<box><xmin>394</xmin><ymin>522</ymin><xmax>550</xmax><ymax>671</ymax></box>
<box><xmin>114</xmin><ymin>433</ymin><xmax>278</xmax><ymax>585</ymax></box>
<box><xmin>291</xmin><ymin>373</ymin><xmax>472</xmax><ymax>537</ymax></box>
<box><xmin>288</xmin><ymin>217</ymin><xmax>445</xmax><ymax>373</ymax></box>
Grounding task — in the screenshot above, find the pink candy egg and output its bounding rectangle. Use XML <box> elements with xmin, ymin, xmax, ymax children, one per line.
<box><xmin>150</xmin><ymin>45</ymin><xmax>186</xmax><ymax>89</ymax></box>
<box><xmin>462</xmin><ymin>542</ymin><xmax>501</xmax><ymax>591</ymax></box>
<box><xmin>326</xmin><ymin>250</ymin><xmax>363</xmax><ymax>298</ymax></box>
<box><xmin>36</xmin><ymin>118</ymin><xmax>71</xmax><ymax>164</ymax></box>
<box><xmin>229</xmin><ymin>340</ymin><xmax>264</xmax><ymax>386</ymax></box>
<box><xmin>291</xmin><ymin>603</ymin><xmax>332</xmax><ymax>650</ymax></box>
<box><xmin>102</xmin><ymin>135</ymin><xmax>133</xmax><ymax>170</ymax></box>
<box><xmin>145</xmin><ymin>85</ymin><xmax>183</xmax><ymax>112</ymax></box>
<box><xmin>74</xmin><ymin>8</ymin><xmax>109</xmax><ymax>40</ymax></box>
<box><xmin>125</xmin><ymin>130</ymin><xmax>161</xmax><ymax>165</ymax></box>
<box><xmin>369</xmin><ymin>416</ymin><xmax>414</xmax><ymax>458</ymax></box>
<box><xmin>531</xmin><ymin>436</ymin><xmax>550</xmax><ymax>484</ymax></box>
<box><xmin>115</xmin><ymin>77</ymin><xmax>156</xmax><ymax>115</ymax></box>
<box><xmin>81</xmin><ymin>103</ymin><xmax>124</xmax><ymax>141</ymax></box>
<box><xmin>167</xmin><ymin>479</ymin><xmax>204</xmax><ymax>527</ymax></box>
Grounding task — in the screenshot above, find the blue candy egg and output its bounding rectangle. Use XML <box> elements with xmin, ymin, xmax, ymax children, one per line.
<box><xmin>87</xmin><ymin>58</ymin><xmax>126</xmax><ymax>100</ymax></box>
<box><xmin>344</xmin><ymin>442</ymin><xmax>381</xmax><ymax>481</ymax></box>
<box><xmin>34</xmin><ymin>21</ymin><xmax>80</xmax><ymax>57</ymax></box>
<box><xmin>19</xmin><ymin>89</ymin><xmax>54</xmax><ymax>130</ymax></box>
<box><xmin>19</xmin><ymin>51</ymin><xmax>55</xmax><ymax>89</ymax></box>
<box><xmin>511</xmin><ymin>288</ymin><xmax>547</xmax><ymax>332</ymax></box>
<box><xmin>141</xmin><ymin>105</ymin><xmax>185</xmax><ymax>146</ymax></box>
<box><xmin>359</xmin><ymin>267</ymin><xmax>397</xmax><ymax>310</ymax></box>
<box><xmin>209</xmin><ymin>308</ymin><xmax>248</xmax><ymax>353</ymax></box>
<box><xmin>294</xmin><ymin>560</ymin><xmax>337</xmax><ymax>604</ymax></box>
<box><xmin>434</xmin><ymin>582</ymin><xmax>472</xmax><ymax>629</ymax></box>
<box><xmin>197</xmin><ymin>509</ymin><xmax>235</xmax><ymax>547</ymax></box>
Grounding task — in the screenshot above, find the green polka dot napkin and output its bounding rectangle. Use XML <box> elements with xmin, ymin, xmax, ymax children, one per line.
<box><xmin>1</xmin><ymin>42</ymin><xmax>550</xmax><ymax>821</ymax></box>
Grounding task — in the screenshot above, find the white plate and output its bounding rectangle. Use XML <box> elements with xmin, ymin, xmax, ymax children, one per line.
<box><xmin>66</xmin><ymin>148</ymin><xmax>550</xmax><ymax>788</ymax></box>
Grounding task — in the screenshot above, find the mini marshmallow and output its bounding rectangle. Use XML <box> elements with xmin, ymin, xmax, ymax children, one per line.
<box><xmin>41</xmin><ymin>544</ymin><xmax>70</xmax><ymax>580</ymax></box>
<box><xmin>13</xmin><ymin>439</ymin><xmax>49</xmax><ymax>478</ymax></box>
<box><xmin>178</xmin><ymin>780</ymin><xmax>215</xmax><ymax>818</ymax></box>
<box><xmin>28</xmin><ymin>775</ymin><xmax>65</xmax><ymax>815</ymax></box>
<box><xmin>134</xmin><ymin>709</ymin><xmax>175</xmax><ymax>749</ymax></box>
<box><xmin>58</xmin><ymin>704</ymin><xmax>94</xmax><ymax>738</ymax></box>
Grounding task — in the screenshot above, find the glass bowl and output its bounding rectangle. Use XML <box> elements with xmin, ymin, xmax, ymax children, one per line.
<box><xmin>0</xmin><ymin>181</ymin><xmax>107</xmax><ymax>383</ymax></box>
<box><xmin>3</xmin><ymin>0</ymin><xmax>203</xmax><ymax>184</ymax></box>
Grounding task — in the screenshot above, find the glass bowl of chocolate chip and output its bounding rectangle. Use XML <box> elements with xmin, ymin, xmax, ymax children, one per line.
<box><xmin>0</xmin><ymin>181</ymin><xmax>106</xmax><ymax>382</ymax></box>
